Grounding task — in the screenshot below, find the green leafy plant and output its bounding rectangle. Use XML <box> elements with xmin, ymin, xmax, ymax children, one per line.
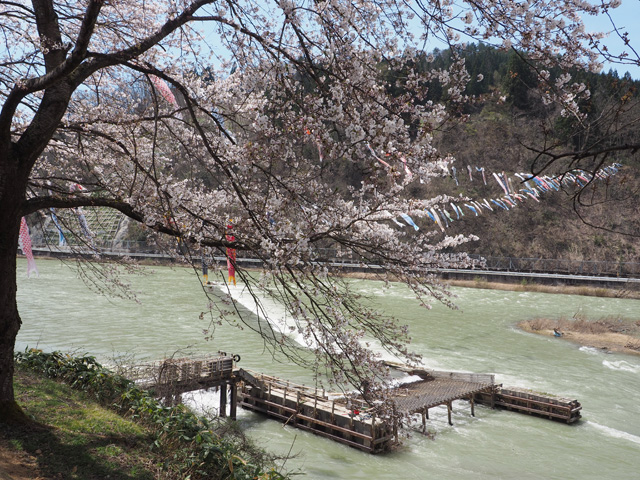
<box><xmin>15</xmin><ymin>349</ymin><xmax>287</xmax><ymax>480</ymax></box>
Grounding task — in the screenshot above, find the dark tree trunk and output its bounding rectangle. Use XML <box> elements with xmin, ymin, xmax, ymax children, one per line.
<box><xmin>0</xmin><ymin>151</ymin><xmax>28</xmax><ymax>423</ymax></box>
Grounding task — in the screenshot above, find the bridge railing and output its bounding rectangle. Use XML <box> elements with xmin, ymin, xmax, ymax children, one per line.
<box><xmin>470</xmin><ymin>255</ymin><xmax>640</xmax><ymax>278</ymax></box>
<box><xmin>29</xmin><ymin>238</ymin><xmax>640</xmax><ymax>278</ymax></box>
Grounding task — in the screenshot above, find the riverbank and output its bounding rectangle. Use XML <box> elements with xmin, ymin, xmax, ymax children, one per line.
<box><xmin>339</xmin><ymin>270</ymin><xmax>640</xmax><ymax>299</ymax></box>
<box><xmin>1</xmin><ymin>367</ymin><xmax>162</xmax><ymax>480</ymax></box>
<box><xmin>447</xmin><ymin>278</ymin><xmax>640</xmax><ymax>299</ymax></box>
<box><xmin>518</xmin><ymin>316</ymin><xmax>640</xmax><ymax>356</ymax></box>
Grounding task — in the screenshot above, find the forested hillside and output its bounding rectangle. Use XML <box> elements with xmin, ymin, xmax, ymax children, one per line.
<box><xmin>389</xmin><ymin>45</ymin><xmax>640</xmax><ymax>263</ymax></box>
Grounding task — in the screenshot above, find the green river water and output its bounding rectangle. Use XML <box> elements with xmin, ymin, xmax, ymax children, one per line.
<box><xmin>15</xmin><ymin>258</ymin><xmax>640</xmax><ymax>479</ymax></box>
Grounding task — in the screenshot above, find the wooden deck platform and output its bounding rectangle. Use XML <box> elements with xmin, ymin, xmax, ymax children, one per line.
<box><xmin>237</xmin><ymin>369</ymin><xmax>395</xmax><ymax>453</ymax></box>
<box><xmin>474</xmin><ymin>386</ymin><xmax>582</xmax><ymax>423</ymax></box>
<box><xmin>126</xmin><ymin>357</ymin><xmax>581</xmax><ymax>452</ymax></box>
<box><xmin>387</xmin><ymin>370</ymin><xmax>495</xmax><ymax>429</ymax></box>
<box><xmin>237</xmin><ymin>368</ymin><xmax>496</xmax><ymax>452</ymax></box>
<box><xmin>129</xmin><ymin>354</ymin><xmax>239</xmax><ymax>416</ymax></box>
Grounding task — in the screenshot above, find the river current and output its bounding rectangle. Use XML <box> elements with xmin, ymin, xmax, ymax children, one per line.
<box><xmin>16</xmin><ymin>258</ymin><xmax>640</xmax><ymax>479</ymax></box>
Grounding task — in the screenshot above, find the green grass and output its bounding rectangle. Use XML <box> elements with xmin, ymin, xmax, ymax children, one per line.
<box><xmin>3</xmin><ymin>367</ymin><xmax>161</xmax><ymax>480</ymax></box>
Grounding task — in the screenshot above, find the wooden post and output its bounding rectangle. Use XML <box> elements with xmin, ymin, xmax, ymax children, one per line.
<box><xmin>283</xmin><ymin>388</ymin><xmax>287</xmax><ymax>417</ymax></box>
<box><xmin>393</xmin><ymin>418</ymin><xmax>398</xmax><ymax>444</ymax></box>
<box><xmin>219</xmin><ymin>382</ymin><xmax>227</xmax><ymax>417</ymax></box>
<box><xmin>470</xmin><ymin>397</ymin><xmax>475</xmax><ymax>417</ymax></box>
<box><xmin>447</xmin><ymin>401</ymin><xmax>453</xmax><ymax>426</ymax></box>
<box><xmin>313</xmin><ymin>394</ymin><xmax>318</xmax><ymax>418</ymax></box>
<box><xmin>371</xmin><ymin>414</ymin><xmax>376</xmax><ymax>443</ymax></box>
<box><xmin>331</xmin><ymin>400</ymin><xmax>335</xmax><ymax>423</ymax></box>
<box><xmin>230</xmin><ymin>381</ymin><xmax>237</xmax><ymax>420</ymax></box>
<box><xmin>425</xmin><ymin>408</ymin><xmax>429</xmax><ymax>420</ymax></box>
<box><xmin>422</xmin><ymin>409</ymin><xmax>427</xmax><ymax>433</ymax></box>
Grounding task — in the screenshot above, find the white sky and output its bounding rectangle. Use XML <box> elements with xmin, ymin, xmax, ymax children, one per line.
<box><xmin>583</xmin><ymin>0</ymin><xmax>640</xmax><ymax>79</ymax></box>
<box><xmin>192</xmin><ymin>0</ymin><xmax>640</xmax><ymax>79</ymax></box>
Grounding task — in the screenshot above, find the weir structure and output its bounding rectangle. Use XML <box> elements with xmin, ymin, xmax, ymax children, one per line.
<box><xmin>132</xmin><ymin>356</ymin><xmax>581</xmax><ymax>453</ymax></box>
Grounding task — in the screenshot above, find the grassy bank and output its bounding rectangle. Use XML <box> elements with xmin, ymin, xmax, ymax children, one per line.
<box><xmin>1</xmin><ymin>352</ymin><xmax>286</xmax><ymax>480</ymax></box>
<box><xmin>518</xmin><ymin>316</ymin><xmax>640</xmax><ymax>356</ymax></box>
<box><xmin>1</xmin><ymin>367</ymin><xmax>162</xmax><ymax>480</ymax></box>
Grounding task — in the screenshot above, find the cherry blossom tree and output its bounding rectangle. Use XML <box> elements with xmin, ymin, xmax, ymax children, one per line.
<box><xmin>1</xmin><ymin>0</ymin><xmax>636</xmax><ymax>421</ymax></box>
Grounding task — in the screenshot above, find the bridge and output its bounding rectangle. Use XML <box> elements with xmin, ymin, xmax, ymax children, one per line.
<box><xmin>23</xmin><ymin>205</ymin><xmax>640</xmax><ymax>282</ymax></box>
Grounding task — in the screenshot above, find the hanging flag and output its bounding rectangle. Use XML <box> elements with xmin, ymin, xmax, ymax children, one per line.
<box><xmin>476</xmin><ymin>167</ymin><xmax>487</xmax><ymax>185</ymax></box>
<box><xmin>70</xmin><ymin>184</ymin><xmax>96</xmax><ymax>249</ymax></box>
<box><xmin>226</xmin><ymin>222</ymin><xmax>237</xmax><ymax>286</ymax></box>
<box><xmin>464</xmin><ymin>203</ymin><xmax>478</xmax><ymax>216</ymax></box>
<box><xmin>202</xmin><ymin>255</ymin><xmax>209</xmax><ymax>285</ymax></box>
<box><xmin>430</xmin><ymin>208</ymin><xmax>445</xmax><ymax>232</ymax></box>
<box><xmin>493</xmin><ymin>172</ymin><xmax>509</xmax><ymax>195</ymax></box>
<box><xmin>491</xmin><ymin>199</ymin><xmax>507</xmax><ymax>210</ymax></box>
<box><xmin>366</xmin><ymin>143</ymin><xmax>391</xmax><ymax>168</ymax></box>
<box><xmin>451</xmin><ymin>166</ymin><xmax>459</xmax><ymax>186</ymax></box>
<box><xmin>305</xmin><ymin>129</ymin><xmax>324</xmax><ymax>162</ymax></box>
<box><xmin>437</xmin><ymin>208</ymin><xmax>449</xmax><ymax>227</ymax></box>
<box><xmin>150</xmin><ymin>74</ymin><xmax>178</xmax><ymax>107</ymax></box>
<box><xmin>450</xmin><ymin>202</ymin><xmax>460</xmax><ymax>219</ymax></box>
<box><xmin>425</xmin><ymin>210</ymin><xmax>436</xmax><ymax>222</ymax></box>
<box><xmin>50</xmin><ymin>208</ymin><xmax>66</xmax><ymax>246</ymax></box>
<box><xmin>400</xmin><ymin>213</ymin><xmax>419</xmax><ymax>231</ymax></box>
<box><xmin>467</xmin><ymin>165</ymin><xmax>473</xmax><ymax>181</ymax></box>
<box><xmin>18</xmin><ymin>217</ymin><xmax>38</xmax><ymax>277</ymax></box>
<box><xmin>316</xmin><ymin>137</ymin><xmax>324</xmax><ymax>162</ymax></box>
<box><xmin>526</xmin><ymin>192</ymin><xmax>540</xmax><ymax>202</ymax></box>
<box><xmin>400</xmin><ymin>155</ymin><xmax>413</xmax><ymax>178</ymax></box>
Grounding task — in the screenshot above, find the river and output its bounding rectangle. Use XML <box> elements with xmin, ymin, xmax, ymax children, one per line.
<box><xmin>15</xmin><ymin>258</ymin><xmax>640</xmax><ymax>479</ymax></box>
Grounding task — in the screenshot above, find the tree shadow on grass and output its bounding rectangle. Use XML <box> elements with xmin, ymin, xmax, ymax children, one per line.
<box><xmin>1</xmin><ymin>417</ymin><xmax>158</xmax><ymax>480</ymax></box>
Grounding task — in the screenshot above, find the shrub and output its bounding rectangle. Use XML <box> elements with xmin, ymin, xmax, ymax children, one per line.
<box><xmin>15</xmin><ymin>349</ymin><xmax>286</xmax><ymax>480</ymax></box>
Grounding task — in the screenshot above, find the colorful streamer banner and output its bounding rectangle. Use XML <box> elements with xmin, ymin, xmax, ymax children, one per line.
<box><xmin>393</xmin><ymin>163</ymin><xmax>622</xmax><ymax>233</ymax></box>
<box><xmin>150</xmin><ymin>74</ymin><xmax>178</xmax><ymax>107</ymax></box>
<box><xmin>18</xmin><ymin>217</ymin><xmax>38</xmax><ymax>277</ymax></box>
<box><xmin>50</xmin><ymin>208</ymin><xmax>66</xmax><ymax>246</ymax></box>
<box><xmin>70</xmin><ymin>184</ymin><xmax>96</xmax><ymax>250</ymax></box>
<box><xmin>226</xmin><ymin>222</ymin><xmax>237</xmax><ymax>286</ymax></box>
<box><xmin>366</xmin><ymin>143</ymin><xmax>391</xmax><ymax>168</ymax></box>
<box><xmin>400</xmin><ymin>213</ymin><xmax>419</xmax><ymax>231</ymax></box>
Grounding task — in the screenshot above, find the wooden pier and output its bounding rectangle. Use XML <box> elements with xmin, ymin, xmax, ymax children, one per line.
<box><xmin>127</xmin><ymin>357</ymin><xmax>582</xmax><ymax>452</ymax></box>
<box><xmin>387</xmin><ymin>370</ymin><xmax>495</xmax><ymax>431</ymax></box>
<box><xmin>237</xmin><ymin>369</ymin><xmax>395</xmax><ymax>453</ymax></box>
<box><xmin>130</xmin><ymin>353</ymin><xmax>240</xmax><ymax>418</ymax></box>
<box><xmin>473</xmin><ymin>386</ymin><xmax>582</xmax><ymax>423</ymax></box>
<box><xmin>237</xmin><ymin>368</ymin><xmax>496</xmax><ymax>453</ymax></box>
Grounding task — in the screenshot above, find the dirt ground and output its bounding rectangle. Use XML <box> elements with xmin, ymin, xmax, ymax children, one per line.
<box><xmin>0</xmin><ymin>440</ymin><xmax>45</xmax><ymax>480</ymax></box>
